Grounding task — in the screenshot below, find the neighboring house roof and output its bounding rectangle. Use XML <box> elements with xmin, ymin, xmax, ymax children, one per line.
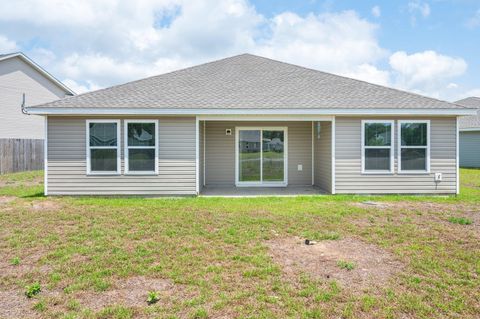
<box><xmin>27</xmin><ymin>54</ymin><xmax>473</xmax><ymax>115</ymax></box>
<box><xmin>456</xmin><ymin>97</ymin><xmax>480</xmax><ymax>130</ymax></box>
<box><xmin>0</xmin><ymin>52</ymin><xmax>75</xmax><ymax>95</ymax></box>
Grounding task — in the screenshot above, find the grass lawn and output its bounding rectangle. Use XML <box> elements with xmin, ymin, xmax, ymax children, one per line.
<box><xmin>0</xmin><ymin>169</ymin><xmax>479</xmax><ymax>318</ymax></box>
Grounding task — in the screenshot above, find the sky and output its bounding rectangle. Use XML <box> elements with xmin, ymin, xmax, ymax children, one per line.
<box><xmin>0</xmin><ymin>0</ymin><xmax>479</xmax><ymax>102</ymax></box>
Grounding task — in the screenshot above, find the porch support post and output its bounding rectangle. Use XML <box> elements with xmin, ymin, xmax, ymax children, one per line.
<box><xmin>331</xmin><ymin>117</ymin><xmax>336</xmax><ymax>194</ymax></box>
<box><xmin>311</xmin><ymin>121</ymin><xmax>314</xmax><ymax>185</ymax></box>
<box><xmin>456</xmin><ymin>116</ymin><xmax>460</xmax><ymax>194</ymax></box>
<box><xmin>195</xmin><ymin>116</ymin><xmax>200</xmax><ymax>195</ymax></box>
<box><xmin>44</xmin><ymin>115</ymin><xmax>48</xmax><ymax>196</ymax></box>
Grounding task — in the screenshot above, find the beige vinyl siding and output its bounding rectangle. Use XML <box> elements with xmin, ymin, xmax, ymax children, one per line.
<box><xmin>335</xmin><ymin>116</ymin><xmax>457</xmax><ymax>194</ymax></box>
<box><xmin>205</xmin><ymin>121</ymin><xmax>313</xmax><ymax>186</ymax></box>
<box><xmin>0</xmin><ymin>56</ymin><xmax>67</xmax><ymax>139</ymax></box>
<box><xmin>459</xmin><ymin>131</ymin><xmax>480</xmax><ymax>168</ymax></box>
<box><xmin>47</xmin><ymin>116</ymin><xmax>196</xmax><ymax>195</ymax></box>
<box><xmin>314</xmin><ymin>121</ymin><xmax>332</xmax><ymax>193</ymax></box>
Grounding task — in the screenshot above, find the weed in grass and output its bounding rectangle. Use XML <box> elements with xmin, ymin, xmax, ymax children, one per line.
<box><xmin>192</xmin><ymin>307</ymin><xmax>208</xmax><ymax>319</ymax></box>
<box><xmin>98</xmin><ymin>305</ymin><xmax>133</xmax><ymax>318</ymax></box>
<box><xmin>25</xmin><ymin>282</ymin><xmax>41</xmax><ymax>298</ymax></box>
<box><xmin>448</xmin><ymin>217</ymin><xmax>473</xmax><ymax>225</ymax></box>
<box><xmin>147</xmin><ymin>291</ymin><xmax>160</xmax><ymax>305</ymax></box>
<box><xmin>33</xmin><ymin>300</ymin><xmax>46</xmax><ymax>312</ymax></box>
<box><xmin>337</xmin><ymin>260</ymin><xmax>355</xmax><ymax>271</ymax></box>
<box><xmin>10</xmin><ymin>256</ymin><xmax>20</xmax><ymax>265</ymax></box>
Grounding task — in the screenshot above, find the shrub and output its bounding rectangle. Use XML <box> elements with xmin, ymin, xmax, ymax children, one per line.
<box><xmin>147</xmin><ymin>291</ymin><xmax>160</xmax><ymax>305</ymax></box>
<box><xmin>25</xmin><ymin>283</ymin><xmax>41</xmax><ymax>298</ymax></box>
<box><xmin>11</xmin><ymin>257</ymin><xmax>20</xmax><ymax>266</ymax></box>
<box><xmin>337</xmin><ymin>260</ymin><xmax>355</xmax><ymax>271</ymax></box>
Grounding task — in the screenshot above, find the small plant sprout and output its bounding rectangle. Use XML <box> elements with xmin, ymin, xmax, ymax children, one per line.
<box><xmin>147</xmin><ymin>291</ymin><xmax>160</xmax><ymax>305</ymax></box>
<box><xmin>11</xmin><ymin>257</ymin><xmax>20</xmax><ymax>265</ymax></box>
<box><xmin>25</xmin><ymin>283</ymin><xmax>41</xmax><ymax>298</ymax></box>
<box><xmin>448</xmin><ymin>217</ymin><xmax>473</xmax><ymax>225</ymax></box>
<box><xmin>337</xmin><ymin>260</ymin><xmax>355</xmax><ymax>271</ymax></box>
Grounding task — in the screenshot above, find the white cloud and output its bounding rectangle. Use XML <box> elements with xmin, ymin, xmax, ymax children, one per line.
<box><xmin>389</xmin><ymin>50</ymin><xmax>467</xmax><ymax>98</ymax></box>
<box><xmin>342</xmin><ymin>63</ymin><xmax>390</xmax><ymax>86</ymax></box>
<box><xmin>446</xmin><ymin>83</ymin><xmax>458</xmax><ymax>89</ymax></box>
<box><xmin>254</xmin><ymin>11</ymin><xmax>387</xmax><ymax>75</ymax></box>
<box><xmin>371</xmin><ymin>6</ymin><xmax>381</xmax><ymax>18</ymax></box>
<box><xmin>62</xmin><ymin>79</ymin><xmax>102</xmax><ymax>94</ymax></box>
<box><xmin>408</xmin><ymin>0</ymin><xmax>430</xmax><ymax>26</ymax></box>
<box><xmin>466</xmin><ymin>9</ymin><xmax>480</xmax><ymax>29</ymax></box>
<box><xmin>408</xmin><ymin>1</ymin><xmax>430</xmax><ymax>18</ymax></box>
<box><xmin>0</xmin><ymin>34</ymin><xmax>17</xmax><ymax>52</ymax></box>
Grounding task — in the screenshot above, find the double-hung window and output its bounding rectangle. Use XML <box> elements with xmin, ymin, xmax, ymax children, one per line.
<box><xmin>362</xmin><ymin>120</ymin><xmax>394</xmax><ymax>173</ymax></box>
<box><xmin>124</xmin><ymin>120</ymin><xmax>158</xmax><ymax>174</ymax></box>
<box><xmin>398</xmin><ymin>120</ymin><xmax>430</xmax><ymax>173</ymax></box>
<box><xmin>86</xmin><ymin>120</ymin><xmax>120</xmax><ymax>175</ymax></box>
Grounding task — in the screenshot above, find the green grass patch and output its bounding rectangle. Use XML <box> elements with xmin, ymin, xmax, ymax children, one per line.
<box><xmin>337</xmin><ymin>260</ymin><xmax>356</xmax><ymax>271</ymax></box>
<box><xmin>448</xmin><ymin>217</ymin><xmax>473</xmax><ymax>225</ymax></box>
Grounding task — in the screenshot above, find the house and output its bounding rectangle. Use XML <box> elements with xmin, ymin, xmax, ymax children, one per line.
<box><xmin>0</xmin><ymin>52</ymin><xmax>74</xmax><ymax>139</ymax></box>
<box><xmin>25</xmin><ymin>54</ymin><xmax>476</xmax><ymax>196</ymax></box>
<box><xmin>456</xmin><ymin>97</ymin><xmax>480</xmax><ymax>168</ymax></box>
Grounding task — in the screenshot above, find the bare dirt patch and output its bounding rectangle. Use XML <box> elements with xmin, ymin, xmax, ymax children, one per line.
<box><xmin>0</xmin><ymin>251</ymin><xmax>51</xmax><ymax>280</ymax></box>
<box><xmin>29</xmin><ymin>200</ymin><xmax>62</xmax><ymax>211</ymax></box>
<box><xmin>0</xmin><ymin>288</ymin><xmax>61</xmax><ymax>319</ymax></box>
<box><xmin>0</xmin><ymin>195</ymin><xmax>16</xmax><ymax>204</ymax></box>
<box><xmin>266</xmin><ymin>237</ymin><xmax>403</xmax><ymax>291</ymax></box>
<box><xmin>76</xmin><ymin>276</ymin><xmax>193</xmax><ymax>311</ymax></box>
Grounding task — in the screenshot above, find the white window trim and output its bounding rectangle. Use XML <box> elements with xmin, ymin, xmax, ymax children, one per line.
<box><xmin>235</xmin><ymin>126</ymin><xmax>288</xmax><ymax>187</ymax></box>
<box><xmin>398</xmin><ymin>120</ymin><xmax>430</xmax><ymax>174</ymax></box>
<box><xmin>124</xmin><ymin>119</ymin><xmax>159</xmax><ymax>175</ymax></box>
<box><xmin>86</xmin><ymin>119</ymin><xmax>121</xmax><ymax>175</ymax></box>
<box><xmin>361</xmin><ymin>120</ymin><xmax>394</xmax><ymax>174</ymax></box>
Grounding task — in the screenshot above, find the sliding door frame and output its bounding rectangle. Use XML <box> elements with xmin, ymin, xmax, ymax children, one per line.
<box><xmin>235</xmin><ymin>126</ymin><xmax>288</xmax><ymax>187</ymax></box>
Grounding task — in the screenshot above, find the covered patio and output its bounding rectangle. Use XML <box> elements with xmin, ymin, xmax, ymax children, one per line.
<box><xmin>200</xmin><ymin>185</ymin><xmax>326</xmax><ymax>197</ymax></box>
<box><xmin>198</xmin><ymin>116</ymin><xmax>334</xmax><ymax>195</ymax></box>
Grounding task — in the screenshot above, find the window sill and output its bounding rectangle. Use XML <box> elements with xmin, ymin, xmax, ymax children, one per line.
<box><xmin>124</xmin><ymin>172</ymin><xmax>159</xmax><ymax>176</ymax></box>
<box><xmin>361</xmin><ymin>171</ymin><xmax>394</xmax><ymax>175</ymax></box>
<box><xmin>397</xmin><ymin>171</ymin><xmax>430</xmax><ymax>175</ymax></box>
<box><xmin>87</xmin><ymin>172</ymin><xmax>121</xmax><ymax>176</ymax></box>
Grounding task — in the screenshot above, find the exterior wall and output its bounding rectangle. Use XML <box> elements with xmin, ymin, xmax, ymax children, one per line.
<box><xmin>205</xmin><ymin>121</ymin><xmax>313</xmax><ymax>186</ymax></box>
<box><xmin>460</xmin><ymin>131</ymin><xmax>480</xmax><ymax>168</ymax></box>
<box><xmin>47</xmin><ymin>116</ymin><xmax>196</xmax><ymax>195</ymax></box>
<box><xmin>335</xmin><ymin>116</ymin><xmax>457</xmax><ymax>194</ymax></box>
<box><xmin>0</xmin><ymin>56</ymin><xmax>67</xmax><ymax>139</ymax></box>
<box><xmin>314</xmin><ymin>121</ymin><xmax>332</xmax><ymax>193</ymax></box>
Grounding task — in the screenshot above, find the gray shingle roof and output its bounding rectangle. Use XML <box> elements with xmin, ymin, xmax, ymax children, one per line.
<box><xmin>456</xmin><ymin>97</ymin><xmax>480</xmax><ymax>129</ymax></box>
<box><xmin>30</xmin><ymin>53</ymin><xmax>466</xmax><ymax>110</ymax></box>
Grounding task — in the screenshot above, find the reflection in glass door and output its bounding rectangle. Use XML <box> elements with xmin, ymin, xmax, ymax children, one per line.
<box><xmin>237</xmin><ymin>128</ymin><xmax>286</xmax><ymax>186</ymax></box>
<box><xmin>262</xmin><ymin>130</ymin><xmax>284</xmax><ymax>181</ymax></box>
<box><xmin>239</xmin><ymin>130</ymin><xmax>261</xmax><ymax>182</ymax></box>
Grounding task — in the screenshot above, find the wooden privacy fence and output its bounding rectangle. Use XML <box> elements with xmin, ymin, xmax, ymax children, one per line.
<box><xmin>0</xmin><ymin>139</ymin><xmax>44</xmax><ymax>174</ymax></box>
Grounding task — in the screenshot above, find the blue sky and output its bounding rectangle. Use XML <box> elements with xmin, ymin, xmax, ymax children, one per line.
<box><xmin>0</xmin><ymin>0</ymin><xmax>479</xmax><ymax>101</ymax></box>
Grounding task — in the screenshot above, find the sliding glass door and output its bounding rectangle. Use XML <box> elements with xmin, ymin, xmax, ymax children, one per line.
<box><xmin>237</xmin><ymin>127</ymin><xmax>287</xmax><ymax>186</ymax></box>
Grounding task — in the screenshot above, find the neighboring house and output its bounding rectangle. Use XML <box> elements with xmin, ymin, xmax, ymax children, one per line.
<box><xmin>0</xmin><ymin>52</ymin><xmax>74</xmax><ymax>139</ymax></box>
<box><xmin>25</xmin><ymin>54</ymin><xmax>475</xmax><ymax>196</ymax></box>
<box><xmin>456</xmin><ymin>97</ymin><xmax>480</xmax><ymax>168</ymax></box>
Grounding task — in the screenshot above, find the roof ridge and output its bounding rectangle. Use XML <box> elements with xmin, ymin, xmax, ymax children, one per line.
<box><xmin>249</xmin><ymin>54</ymin><xmax>467</xmax><ymax>109</ymax></box>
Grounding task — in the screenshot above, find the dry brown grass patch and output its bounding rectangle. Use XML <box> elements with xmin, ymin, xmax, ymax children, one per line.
<box><xmin>29</xmin><ymin>200</ymin><xmax>62</xmax><ymax>211</ymax></box>
<box><xmin>0</xmin><ymin>195</ymin><xmax>16</xmax><ymax>204</ymax></box>
<box><xmin>266</xmin><ymin>237</ymin><xmax>403</xmax><ymax>291</ymax></box>
<box><xmin>76</xmin><ymin>276</ymin><xmax>194</xmax><ymax>311</ymax></box>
